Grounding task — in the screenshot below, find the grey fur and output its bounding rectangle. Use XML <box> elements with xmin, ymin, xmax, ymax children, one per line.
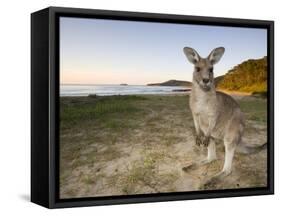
<box><xmin>182</xmin><ymin>47</ymin><xmax>265</xmax><ymax>186</ymax></box>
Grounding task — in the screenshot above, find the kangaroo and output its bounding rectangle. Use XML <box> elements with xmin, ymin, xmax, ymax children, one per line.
<box><xmin>182</xmin><ymin>47</ymin><xmax>266</xmax><ymax>186</ymax></box>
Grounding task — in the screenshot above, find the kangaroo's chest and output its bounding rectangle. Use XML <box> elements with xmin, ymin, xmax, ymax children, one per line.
<box><xmin>190</xmin><ymin>96</ymin><xmax>218</xmax><ymax>134</ymax></box>
<box><xmin>190</xmin><ymin>94</ymin><xmax>217</xmax><ymax>116</ymax></box>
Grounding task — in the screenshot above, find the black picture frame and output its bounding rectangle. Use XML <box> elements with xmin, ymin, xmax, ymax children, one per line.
<box><xmin>31</xmin><ymin>6</ymin><xmax>274</xmax><ymax>209</ymax></box>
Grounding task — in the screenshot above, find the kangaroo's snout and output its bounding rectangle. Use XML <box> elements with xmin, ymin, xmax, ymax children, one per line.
<box><xmin>202</xmin><ymin>78</ymin><xmax>210</xmax><ymax>84</ymax></box>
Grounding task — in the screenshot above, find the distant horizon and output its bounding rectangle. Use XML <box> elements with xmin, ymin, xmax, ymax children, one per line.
<box><xmin>61</xmin><ymin>82</ymin><xmax>187</xmax><ymax>86</ymax></box>
<box><xmin>60</xmin><ymin>17</ymin><xmax>267</xmax><ymax>85</ymax></box>
<box><xmin>60</xmin><ymin>78</ymin><xmax>190</xmax><ymax>86</ymax></box>
<box><xmin>60</xmin><ymin>56</ymin><xmax>266</xmax><ymax>86</ymax></box>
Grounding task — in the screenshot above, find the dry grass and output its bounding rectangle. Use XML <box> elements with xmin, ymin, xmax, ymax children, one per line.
<box><xmin>60</xmin><ymin>94</ymin><xmax>267</xmax><ymax>198</ymax></box>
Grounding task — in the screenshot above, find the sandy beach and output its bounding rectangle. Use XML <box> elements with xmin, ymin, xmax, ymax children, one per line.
<box><xmin>59</xmin><ymin>93</ymin><xmax>267</xmax><ymax>199</ymax></box>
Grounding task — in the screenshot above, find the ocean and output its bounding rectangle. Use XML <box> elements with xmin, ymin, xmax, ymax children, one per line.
<box><xmin>60</xmin><ymin>84</ymin><xmax>190</xmax><ymax>96</ymax></box>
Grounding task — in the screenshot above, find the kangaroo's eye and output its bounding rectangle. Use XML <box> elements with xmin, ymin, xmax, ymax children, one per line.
<box><xmin>195</xmin><ymin>67</ymin><xmax>200</xmax><ymax>72</ymax></box>
<box><xmin>209</xmin><ymin>67</ymin><xmax>213</xmax><ymax>73</ymax></box>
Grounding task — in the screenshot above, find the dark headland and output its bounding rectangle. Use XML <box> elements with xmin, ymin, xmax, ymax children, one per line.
<box><xmin>147</xmin><ymin>79</ymin><xmax>192</xmax><ymax>87</ymax></box>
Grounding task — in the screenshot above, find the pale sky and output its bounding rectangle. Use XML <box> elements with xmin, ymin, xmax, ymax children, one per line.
<box><xmin>60</xmin><ymin>17</ymin><xmax>267</xmax><ymax>85</ymax></box>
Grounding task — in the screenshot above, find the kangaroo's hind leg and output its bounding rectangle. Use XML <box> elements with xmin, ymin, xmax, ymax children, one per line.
<box><xmin>220</xmin><ymin>117</ymin><xmax>243</xmax><ymax>176</ymax></box>
<box><xmin>221</xmin><ymin>141</ymin><xmax>236</xmax><ymax>175</ymax></box>
<box><xmin>201</xmin><ymin>132</ymin><xmax>240</xmax><ymax>188</ymax></box>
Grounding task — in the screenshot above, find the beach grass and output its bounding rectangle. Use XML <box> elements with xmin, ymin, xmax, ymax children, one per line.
<box><xmin>59</xmin><ymin>94</ymin><xmax>267</xmax><ymax>198</ymax></box>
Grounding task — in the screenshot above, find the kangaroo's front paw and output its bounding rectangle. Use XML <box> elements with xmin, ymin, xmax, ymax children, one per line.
<box><xmin>202</xmin><ymin>136</ymin><xmax>210</xmax><ymax>147</ymax></box>
<box><xmin>195</xmin><ymin>135</ymin><xmax>202</xmax><ymax>146</ymax></box>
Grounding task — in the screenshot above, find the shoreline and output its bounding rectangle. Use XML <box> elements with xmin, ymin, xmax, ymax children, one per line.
<box><xmin>60</xmin><ymin>83</ymin><xmax>264</xmax><ymax>98</ymax></box>
<box><xmin>60</xmin><ymin>90</ymin><xmax>262</xmax><ymax>98</ymax></box>
<box><xmin>60</xmin><ymin>92</ymin><xmax>190</xmax><ymax>97</ymax></box>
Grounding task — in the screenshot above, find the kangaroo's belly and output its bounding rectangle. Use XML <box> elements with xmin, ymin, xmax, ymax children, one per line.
<box><xmin>197</xmin><ymin>114</ymin><xmax>224</xmax><ymax>139</ymax></box>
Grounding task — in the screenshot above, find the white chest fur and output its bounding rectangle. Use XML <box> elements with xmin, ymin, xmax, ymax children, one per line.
<box><xmin>190</xmin><ymin>88</ymin><xmax>217</xmax><ymax>116</ymax></box>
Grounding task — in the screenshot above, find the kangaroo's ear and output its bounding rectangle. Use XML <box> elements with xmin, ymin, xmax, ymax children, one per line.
<box><xmin>208</xmin><ymin>47</ymin><xmax>225</xmax><ymax>65</ymax></box>
<box><xmin>183</xmin><ymin>47</ymin><xmax>200</xmax><ymax>64</ymax></box>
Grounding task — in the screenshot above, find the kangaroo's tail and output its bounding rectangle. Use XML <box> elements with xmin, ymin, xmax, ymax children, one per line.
<box><xmin>237</xmin><ymin>141</ymin><xmax>267</xmax><ymax>154</ymax></box>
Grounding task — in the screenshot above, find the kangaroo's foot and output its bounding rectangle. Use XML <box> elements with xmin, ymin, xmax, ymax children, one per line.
<box><xmin>199</xmin><ymin>158</ymin><xmax>217</xmax><ymax>165</ymax></box>
<box><xmin>182</xmin><ymin>162</ymin><xmax>198</xmax><ymax>172</ymax></box>
<box><xmin>182</xmin><ymin>158</ymin><xmax>217</xmax><ymax>172</ymax></box>
<box><xmin>200</xmin><ymin>170</ymin><xmax>231</xmax><ymax>189</ymax></box>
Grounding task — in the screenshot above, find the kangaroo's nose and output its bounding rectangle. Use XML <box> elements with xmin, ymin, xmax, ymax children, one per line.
<box><xmin>203</xmin><ymin>78</ymin><xmax>210</xmax><ymax>84</ymax></box>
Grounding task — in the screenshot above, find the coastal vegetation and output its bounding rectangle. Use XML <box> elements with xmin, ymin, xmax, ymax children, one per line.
<box><xmin>148</xmin><ymin>57</ymin><xmax>267</xmax><ymax>95</ymax></box>
<box><xmin>217</xmin><ymin>57</ymin><xmax>267</xmax><ymax>93</ymax></box>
